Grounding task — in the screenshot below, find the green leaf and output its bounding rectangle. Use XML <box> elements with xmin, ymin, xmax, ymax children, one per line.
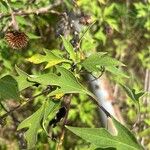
<box><xmin>106</xmin><ymin>66</ymin><xmax>129</xmax><ymax>78</ymax></box>
<box><xmin>26</xmin><ymin>33</ymin><xmax>41</xmax><ymax>39</ymax></box>
<box><xmin>30</xmin><ymin>66</ymin><xmax>92</xmax><ymax>96</ymax></box>
<box><xmin>82</xmin><ymin>52</ymin><xmax>124</xmax><ymax>73</ymax></box>
<box><xmin>16</xmin><ymin>16</ymin><xmax>28</xmax><ymax>25</ymax></box>
<box><xmin>17</xmin><ymin>100</ymin><xmax>59</xmax><ymax>149</ymax></box>
<box><xmin>94</xmin><ymin>29</ymin><xmax>106</xmax><ymax>45</ymax></box>
<box><xmin>27</xmin><ymin>49</ymin><xmax>70</xmax><ymax>69</ymax></box>
<box><xmin>105</xmin><ymin>18</ymin><xmax>119</xmax><ymax>31</ymax></box>
<box><xmin>14</xmin><ymin>66</ymin><xmax>34</xmax><ymax>91</ymax></box>
<box><xmin>66</xmin><ymin>117</ymin><xmax>144</xmax><ymax>150</ymax></box>
<box><xmin>103</xmin><ymin>4</ymin><xmax>115</xmax><ymax>17</ymax></box>
<box><xmin>49</xmin><ymin>66</ymin><xmax>93</xmax><ymax>96</ymax></box>
<box><xmin>120</xmin><ymin>84</ymin><xmax>144</xmax><ymax>103</ymax></box>
<box><xmin>61</xmin><ymin>36</ymin><xmax>76</xmax><ymax>61</ymax></box>
<box><xmin>0</xmin><ymin>1</ymin><xmax>8</xmax><ymax>13</ymax></box>
<box><xmin>27</xmin><ymin>73</ymin><xmax>59</xmax><ymax>86</ymax></box>
<box><xmin>0</xmin><ymin>75</ymin><xmax>19</xmax><ymax>100</ymax></box>
<box><xmin>42</xmin><ymin>100</ymin><xmax>60</xmax><ymax>134</ymax></box>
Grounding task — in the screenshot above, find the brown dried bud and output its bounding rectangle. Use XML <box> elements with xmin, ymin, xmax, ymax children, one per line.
<box><xmin>5</xmin><ymin>31</ymin><xmax>29</xmax><ymax>49</ymax></box>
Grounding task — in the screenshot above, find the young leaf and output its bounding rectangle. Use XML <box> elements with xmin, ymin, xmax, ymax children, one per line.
<box><xmin>82</xmin><ymin>52</ymin><xmax>125</xmax><ymax>74</ymax></box>
<box><xmin>27</xmin><ymin>49</ymin><xmax>70</xmax><ymax>69</ymax></box>
<box><xmin>17</xmin><ymin>99</ymin><xmax>59</xmax><ymax>149</ymax></box>
<box><xmin>0</xmin><ymin>75</ymin><xmax>19</xmax><ymax>100</ymax></box>
<box><xmin>61</xmin><ymin>36</ymin><xmax>76</xmax><ymax>61</ymax></box>
<box><xmin>105</xmin><ymin>18</ymin><xmax>119</xmax><ymax>31</ymax></box>
<box><xmin>66</xmin><ymin>117</ymin><xmax>144</xmax><ymax>150</ymax></box>
<box><xmin>103</xmin><ymin>4</ymin><xmax>115</xmax><ymax>17</ymax></box>
<box><xmin>120</xmin><ymin>84</ymin><xmax>144</xmax><ymax>104</ymax></box>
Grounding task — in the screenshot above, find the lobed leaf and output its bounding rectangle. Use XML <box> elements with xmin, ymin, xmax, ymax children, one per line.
<box><xmin>82</xmin><ymin>52</ymin><xmax>125</xmax><ymax>75</ymax></box>
<box><xmin>14</xmin><ymin>66</ymin><xmax>34</xmax><ymax>91</ymax></box>
<box><xmin>30</xmin><ymin>66</ymin><xmax>93</xmax><ymax>97</ymax></box>
<box><xmin>120</xmin><ymin>84</ymin><xmax>144</xmax><ymax>104</ymax></box>
<box><xmin>17</xmin><ymin>100</ymin><xmax>59</xmax><ymax>149</ymax></box>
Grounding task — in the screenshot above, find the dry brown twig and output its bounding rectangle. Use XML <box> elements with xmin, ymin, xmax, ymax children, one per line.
<box><xmin>5</xmin><ymin>0</ymin><xmax>19</xmax><ymax>30</ymax></box>
<box><xmin>0</xmin><ymin>0</ymin><xmax>62</xmax><ymax>19</ymax></box>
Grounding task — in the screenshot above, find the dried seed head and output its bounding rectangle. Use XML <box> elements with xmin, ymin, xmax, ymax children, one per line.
<box><xmin>5</xmin><ymin>31</ymin><xmax>29</xmax><ymax>49</ymax></box>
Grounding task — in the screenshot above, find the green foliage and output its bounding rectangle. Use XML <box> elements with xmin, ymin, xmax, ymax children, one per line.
<box><xmin>0</xmin><ymin>75</ymin><xmax>19</xmax><ymax>100</ymax></box>
<box><xmin>61</xmin><ymin>36</ymin><xmax>76</xmax><ymax>62</ymax></box>
<box><xmin>120</xmin><ymin>84</ymin><xmax>144</xmax><ymax>104</ymax></box>
<box><xmin>66</xmin><ymin>117</ymin><xmax>144</xmax><ymax>150</ymax></box>
<box><xmin>68</xmin><ymin>94</ymin><xmax>96</xmax><ymax>127</ymax></box>
<box><xmin>0</xmin><ymin>0</ymin><xmax>149</xmax><ymax>149</ymax></box>
<box><xmin>14</xmin><ymin>66</ymin><xmax>34</xmax><ymax>91</ymax></box>
<box><xmin>31</xmin><ymin>66</ymin><xmax>93</xmax><ymax>96</ymax></box>
<box><xmin>17</xmin><ymin>100</ymin><xmax>59</xmax><ymax>149</ymax></box>
<box><xmin>82</xmin><ymin>52</ymin><xmax>127</xmax><ymax>78</ymax></box>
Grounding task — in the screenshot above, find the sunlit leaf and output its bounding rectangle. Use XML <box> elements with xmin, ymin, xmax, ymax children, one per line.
<box><xmin>103</xmin><ymin>4</ymin><xmax>115</xmax><ymax>17</ymax></box>
<box><xmin>27</xmin><ymin>49</ymin><xmax>70</xmax><ymax>69</ymax></box>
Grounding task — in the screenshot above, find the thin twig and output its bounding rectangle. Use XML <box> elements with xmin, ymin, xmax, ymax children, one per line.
<box><xmin>5</xmin><ymin>0</ymin><xmax>19</xmax><ymax>30</ymax></box>
<box><xmin>0</xmin><ymin>1</ymin><xmax>62</xmax><ymax>19</ymax></box>
<box><xmin>0</xmin><ymin>102</ymin><xmax>9</xmax><ymax>112</ymax></box>
<box><xmin>0</xmin><ymin>87</ymin><xmax>51</xmax><ymax>123</ymax></box>
<box><xmin>78</xmin><ymin>21</ymin><xmax>96</xmax><ymax>47</ymax></box>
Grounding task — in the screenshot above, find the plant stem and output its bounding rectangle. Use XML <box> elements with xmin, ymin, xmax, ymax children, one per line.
<box><xmin>0</xmin><ymin>87</ymin><xmax>51</xmax><ymax>124</ymax></box>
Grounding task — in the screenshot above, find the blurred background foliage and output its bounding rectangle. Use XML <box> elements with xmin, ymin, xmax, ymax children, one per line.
<box><xmin>0</xmin><ymin>0</ymin><xmax>150</xmax><ymax>149</ymax></box>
